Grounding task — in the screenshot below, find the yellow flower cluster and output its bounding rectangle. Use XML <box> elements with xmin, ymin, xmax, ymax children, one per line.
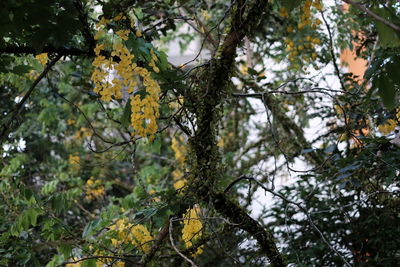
<box><xmin>201</xmin><ymin>9</ymin><xmax>211</xmax><ymax>21</ymax></box>
<box><xmin>69</xmin><ymin>154</ymin><xmax>80</xmax><ymax>171</ymax></box>
<box><xmin>285</xmin><ymin>36</ymin><xmax>319</xmax><ymax>62</ymax></box>
<box><xmin>168</xmin><ymin>96</ymin><xmax>184</xmax><ymax>111</ymax></box>
<box><xmin>282</xmin><ymin>0</ymin><xmax>322</xmax><ymax>65</ymax></box>
<box><xmin>73</xmin><ymin>127</ymin><xmax>92</xmax><ymax>140</ymax></box>
<box><xmin>91</xmin><ymin>14</ymin><xmax>161</xmax><ymax>141</ymax></box>
<box><xmin>298</xmin><ymin>0</ymin><xmax>322</xmax><ymax>30</ymax></box>
<box><xmin>85</xmin><ymin>177</ymin><xmax>105</xmax><ymax>201</ymax></box>
<box><xmin>35</xmin><ymin>53</ymin><xmax>49</xmax><ymax>65</ymax></box>
<box><xmin>181</xmin><ymin>206</ymin><xmax>203</xmax><ymax>256</ymax></box>
<box><xmin>148</xmin><ymin>49</ymin><xmax>160</xmax><ymax>73</ymax></box>
<box><xmin>28</xmin><ymin>53</ymin><xmax>49</xmax><ymax>79</ymax></box>
<box><xmin>378</xmin><ymin>119</ymin><xmax>397</xmax><ymax>135</ymax></box>
<box><xmin>171</xmin><ymin>136</ymin><xmax>187</xmax><ymax>190</ymax></box>
<box><xmin>109</xmin><ymin>218</ymin><xmax>153</xmax><ymax>253</ymax></box>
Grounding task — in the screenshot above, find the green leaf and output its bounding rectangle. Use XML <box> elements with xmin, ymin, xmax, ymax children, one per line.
<box><xmin>157</xmin><ymin>50</ymin><xmax>169</xmax><ymax>71</ymax></box>
<box><xmin>41</xmin><ymin>180</ymin><xmax>59</xmax><ymax>195</ymax></box>
<box><xmin>121</xmin><ymin>101</ymin><xmax>132</xmax><ymax>128</ymax></box>
<box><xmin>247</xmin><ymin>68</ymin><xmax>258</xmax><ymax>76</ymax></box>
<box><xmin>376</xmin><ymin>74</ymin><xmax>396</xmax><ymax>110</ymax></box>
<box><xmin>149</xmin><ymin>136</ymin><xmax>161</xmax><ymax>154</ymax></box>
<box><xmin>25</xmin><ymin>208</ymin><xmax>42</xmax><ymax>227</ymax></box>
<box><xmin>281</xmin><ymin>0</ymin><xmax>302</xmax><ymax>12</ymax></box>
<box><xmin>82</xmin><ymin>219</ymin><xmax>101</xmax><ymax>238</ymax></box>
<box><xmin>81</xmin><ymin>259</ymin><xmax>97</xmax><ymax>267</ymax></box>
<box><xmin>134</xmin><ymin>8</ymin><xmax>144</xmax><ymax>20</ymax></box>
<box><xmin>58</xmin><ymin>244</ymin><xmax>72</xmax><ymax>259</ymax></box>
<box><xmin>386</xmin><ymin>57</ymin><xmax>400</xmax><ymax>86</ymax></box>
<box><xmin>372</xmin><ymin>7</ymin><xmax>400</xmax><ymax>48</ymax></box>
<box><xmin>11</xmin><ymin>65</ymin><xmax>34</xmax><ymax>75</ymax></box>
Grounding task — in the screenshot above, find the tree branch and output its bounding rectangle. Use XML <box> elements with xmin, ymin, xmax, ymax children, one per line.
<box><xmin>211</xmin><ymin>190</ymin><xmax>284</xmax><ymax>266</ymax></box>
<box><xmin>0</xmin><ymin>54</ymin><xmax>62</xmax><ymax>143</ymax></box>
<box><xmin>343</xmin><ymin>0</ymin><xmax>400</xmax><ymax>32</ymax></box>
<box><xmin>186</xmin><ymin>0</ymin><xmax>285</xmax><ymax>264</ymax></box>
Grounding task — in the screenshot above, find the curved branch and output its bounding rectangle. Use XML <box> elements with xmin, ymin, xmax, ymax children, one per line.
<box><xmin>211</xmin><ymin>190</ymin><xmax>284</xmax><ymax>266</ymax></box>
<box><xmin>343</xmin><ymin>0</ymin><xmax>400</xmax><ymax>32</ymax></box>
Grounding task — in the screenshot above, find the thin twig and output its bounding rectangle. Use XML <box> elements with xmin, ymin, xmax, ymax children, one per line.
<box><xmin>169</xmin><ymin>217</ymin><xmax>199</xmax><ymax>267</ymax></box>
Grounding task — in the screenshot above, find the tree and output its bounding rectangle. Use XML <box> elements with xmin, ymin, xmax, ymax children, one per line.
<box><xmin>1</xmin><ymin>0</ymin><xmax>399</xmax><ymax>266</ymax></box>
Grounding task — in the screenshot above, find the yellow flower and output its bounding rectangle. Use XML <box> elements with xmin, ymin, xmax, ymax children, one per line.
<box><xmin>173</xmin><ymin>179</ymin><xmax>186</xmax><ymax>190</ymax></box>
<box><xmin>131</xmin><ymin>224</ymin><xmax>153</xmax><ymax>253</ymax></box>
<box><xmin>279</xmin><ymin>7</ymin><xmax>288</xmax><ymax>18</ymax></box>
<box><xmin>201</xmin><ymin>9</ymin><xmax>211</xmax><ymax>20</ymax></box>
<box><xmin>85</xmin><ymin>177</ymin><xmax>105</xmax><ymax>201</ymax></box>
<box><xmin>91</xmin><ymin>21</ymin><xmax>160</xmax><ymax>141</ymax></box>
<box><xmin>378</xmin><ymin>119</ymin><xmax>397</xmax><ymax>135</ymax></box>
<box><xmin>69</xmin><ymin>154</ymin><xmax>80</xmax><ymax>166</ymax></box>
<box><xmin>396</xmin><ymin>108</ymin><xmax>400</xmax><ymax>121</ymax></box>
<box><xmin>217</xmin><ymin>138</ymin><xmax>224</xmax><ymax>148</ymax></box>
<box><xmin>171</xmin><ymin>137</ymin><xmax>186</xmax><ymax>165</ymax></box>
<box><xmin>113</xmin><ymin>13</ymin><xmax>124</xmax><ymax>21</ymax></box>
<box><xmin>239</xmin><ymin>64</ymin><xmax>248</xmax><ymax>75</ymax></box>
<box><xmin>35</xmin><ymin>53</ymin><xmax>48</xmax><ymax>65</ymax></box>
<box><xmin>181</xmin><ymin>205</ymin><xmax>203</xmax><ymax>257</ymax></box>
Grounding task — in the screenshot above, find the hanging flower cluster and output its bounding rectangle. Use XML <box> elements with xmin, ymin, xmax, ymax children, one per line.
<box><xmin>171</xmin><ymin>136</ymin><xmax>187</xmax><ymax>190</ymax></box>
<box><xmin>280</xmin><ymin>0</ymin><xmax>323</xmax><ymax>65</ymax></box>
<box><xmin>91</xmin><ymin>14</ymin><xmax>161</xmax><ymax>141</ymax></box>
<box><xmin>181</xmin><ymin>205</ymin><xmax>204</xmax><ymax>257</ymax></box>
<box><xmin>109</xmin><ymin>218</ymin><xmax>153</xmax><ymax>253</ymax></box>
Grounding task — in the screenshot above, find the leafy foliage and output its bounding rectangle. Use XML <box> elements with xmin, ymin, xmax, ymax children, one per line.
<box><xmin>1</xmin><ymin>0</ymin><xmax>399</xmax><ymax>266</ymax></box>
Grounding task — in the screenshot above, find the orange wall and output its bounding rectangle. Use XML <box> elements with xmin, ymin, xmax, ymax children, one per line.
<box><xmin>339</xmin><ymin>4</ymin><xmax>368</xmax><ymax>82</ymax></box>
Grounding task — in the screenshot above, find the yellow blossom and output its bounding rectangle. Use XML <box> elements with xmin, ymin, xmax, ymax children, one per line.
<box><xmin>279</xmin><ymin>7</ymin><xmax>288</xmax><ymax>18</ymax></box>
<box><xmin>378</xmin><ymin>119</ymin><xmax>397</xmax><ymax>135</ymax></box>
<box><xmin>181</xmin><ymin>205</ymin><xmax>203</xmax><ymax>257</ymax></box>
<box><xmin>201</xmin><ymin>9</ymin><xmax>211</xmax><ymax>21</ymax></box>
<box><xmin>91</xmin><ymin>18</ymin><xmax>161</xmax><ymax>140</ymax></box>
<box><xmin>396</xmin><ymin>108</ymin><xmax>400</xmax><ymax>121</ymax></box>
<box><xmin>115</xmin><ymin>262</ymin><xmax>125</xmax><ymax>267</ymax></box>
<box><xmin>130</xmin><ymin>224</ymin><xmax>153</xmax><ymax>253</ymax></box>
<box><xmin>171</xmin><ymin>137</ymin><xmax>186</xmax><ymax>165</ymax></box>
<box><xmin>113</xmin><ymin>13</ymin><xmax>124</xmax><ymax>21</ymax></box>
<box><xmin>217</xmin><ymin>138</ymin><xmax>224</xmax><ymax>148</ymax></box>
<box><xmin>85</xmin><ymin>177</ymin><xmax>105</xmax><ymax>201</ymax></box>
<box><xmin>35</xmin><ymin>53</ymin><xmax>48</xmax><ymax>65</ymax></box>
<box><xmin>69</xmin><ymin>154</ymin><xmax>80</xmax><ymax>166</ymax></box>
